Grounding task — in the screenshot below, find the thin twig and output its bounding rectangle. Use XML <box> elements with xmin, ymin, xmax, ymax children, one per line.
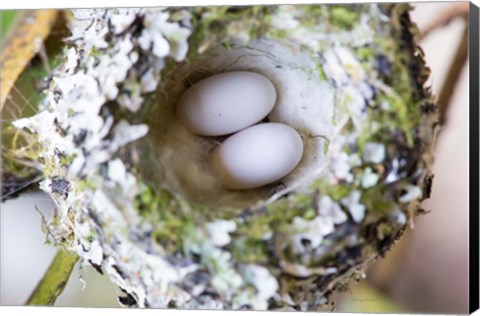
<box><xmin>0</xmin><ymin>172</ymin><xmax>41</xmax><ymax>201</ymax></box>
<box><xmin>420</xmin><ymin>3</ymin><xmax>469</xmax><ymax>40</ymax></box>
<box><xmin>438</xmin><ymin>24</ymin><xmax>468</xmax><ymax>125</ymax></box>
<box><xmin>26</xmin><ymin>248</ymin><xmax>79</xmax><ymax>306</ymax></box>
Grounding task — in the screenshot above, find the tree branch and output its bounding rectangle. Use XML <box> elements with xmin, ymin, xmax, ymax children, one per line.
<box><xmin>438</xmin><ymin>24</ymin><xmax>468</xmax><ymax>125</ymax></box>
<box><xmin>26</xmin><ymin>248</ymin><xmax>79</xmax><ymax>306</ymax></box>
<box><xmin>420</xmin><ymin>3</ymin><xmax>468</xmax><ymax>40</ymax></box>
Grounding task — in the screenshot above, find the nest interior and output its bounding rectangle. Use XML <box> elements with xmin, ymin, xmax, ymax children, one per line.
<box><xmin>148</xmin><ymin>39</ymin><xmax>335</xmax><ymax>208</ymax></box>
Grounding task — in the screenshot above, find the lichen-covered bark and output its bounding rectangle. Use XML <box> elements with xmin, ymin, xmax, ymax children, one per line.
<box><xmin>26</xmin><ymin>249</ymin><xmax>79</xmax><ymax>306</ymax></box>
<box><xmin>9</xmin><ymin>4</ymin><xmax>437</xmax><ymax>310</ymax></box>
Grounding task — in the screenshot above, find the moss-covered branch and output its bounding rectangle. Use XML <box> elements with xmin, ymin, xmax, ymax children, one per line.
<box><xmin>26</xmin><ymin>249</ymin><xmax>79</xmax><ymax>306</ymax></box>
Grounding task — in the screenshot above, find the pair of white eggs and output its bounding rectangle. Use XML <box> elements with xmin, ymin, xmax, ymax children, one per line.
<box><xmin>176</xmin><ymin>71</ymin><xmax>304</xmax><ymax>190</ymax></box>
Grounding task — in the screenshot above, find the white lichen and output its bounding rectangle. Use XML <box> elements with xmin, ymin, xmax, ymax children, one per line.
<box><xmin>399</xmin><ymin>184</ymin><xmax>422</xmax><ymax>203</ymax></box>
<box><xmin>363</xmin><ymin>142</ymin><xmax>386</xmax><ymax>164</ymax></box>
<box><xmin>205</xmin><ymin>220</ymin><xmax>237</xmax><ymax>247</ymax></box>
<box><xmin>361</xmin><ymin>167</ymin><xmax>380</xmax><ymax>188</ymax></box>
<box><xmin>341</xmin><ymin>190</ymin><xmax>366</xmax><ymax>223</ymax></box>
<box><xmin>290</xmin><ymin>216</ymin><xmax>335</xmax><ymax>253</ymax></box>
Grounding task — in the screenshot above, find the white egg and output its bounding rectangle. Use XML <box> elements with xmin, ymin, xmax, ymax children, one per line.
<box><xmin>211</xmin><ymin>123</ymin><xmax>303</xmax><ymax>190</ymax></box>
<box><xmin>176</xmin><ymin>71</ymin><xmax>277</xmax><ymax>136</ymax></box>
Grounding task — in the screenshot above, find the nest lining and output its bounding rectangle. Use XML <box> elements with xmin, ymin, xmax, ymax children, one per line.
<box><xmin>150</xmin><ymin>38</ymin><xmax>335</xmax><ymax>208</ymax></box>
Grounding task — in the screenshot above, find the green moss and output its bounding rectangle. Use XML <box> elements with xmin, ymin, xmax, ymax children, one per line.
<box><xmin>231</xmin><ymin>237</ymin><xmax>269</xmax><ymax>264</ymax></box>
<box><xmin>328</xmin><ymin>6</ymin><xmax>360</xmax><ymax>30</ymax></box>
<box><xmin>299</xmin><ymin>5</ymin><xmax>329</xmax><ymax>28</ymax></box>
<box><xmin>317</xmin><ymin>62</ymin><xmax>328</xmax><ymax>81</ymax></box>
<box><xmin>311</xmin><ymin>179</ymin><xmax>353</xmax><ymax>202</ymax></box>
<box><xmin>360</xmin><ymin>184</ymin><xmax>395</xmax><ymax>216</ymax></box>
<box><xmin>188</xmin><ymin>6</ymin><xmax>274</xmax><ymax>58</ymax></box>
<box><xmin>368</xmin><ymin>7</ymin><xmax>424</xmax><ymax>148</ymax></box>
<box><xmin>74</xmin><ymin>179</ymin><xmax>97</xmax><ymax>191</ymax></box>
<box><xmin>302</xmin><ymin>208</ymin><xmax>317</xmax><ymax>220</ymax></box>
<box><xmin>266</xmin><ymin>28</ymin><xmax>289</xmax><ymax>40</ymax></box>
<box><xmin>60</xmin><ymin>154</ymin><xmax>76</xmax><ymax>166</ymax></box>
<box><xmin>377</xmin><ymin>223</ymin><xmax>393</xmax><ymax>239</ymax></box>
<box><xmin>233</xmin><ymin>194</ymin><xmax>313</xmax><ymax>241</ymax></box>
<box><xmin>329</xmin><ymin>184</ymin><xmax>353</xmax><ymax>201</ymax></box>
<box><xmin>355</xmin><ymin>46</ymin><xmax>375</xmax><ymax>62</ymax></box>
<box><xmin>379</xmin><ymin>93</ymin><xmax>415</xmax><ymax>146</ymax></box>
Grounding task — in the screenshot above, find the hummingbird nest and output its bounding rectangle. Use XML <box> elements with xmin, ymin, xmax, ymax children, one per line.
<box><xmin>12</xmin><ymin>4</ymin><xmax>437</xmax><ymax>310</ymax></box>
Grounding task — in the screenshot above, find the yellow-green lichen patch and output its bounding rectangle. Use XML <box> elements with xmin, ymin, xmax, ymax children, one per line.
<box><xmin>188</xmin><ymin>6</ymin><xmax>274</xmax><ymax>57</ymax></box>
<box><xmin>328</xmin><ymin>5</ymin><xmax>362</xmax><ymax>30</ymax></box>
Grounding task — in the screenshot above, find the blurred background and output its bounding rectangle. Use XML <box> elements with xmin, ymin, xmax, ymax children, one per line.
<box><xmin>0</xmin><ymin>2</ymin><xmax>472</xmax><ymax>313</ymax></box>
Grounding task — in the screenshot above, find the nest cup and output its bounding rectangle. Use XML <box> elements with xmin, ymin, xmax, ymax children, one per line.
<box><xmin>147</xmin><ymin>39</ymin><xmax>335</xmax><ymax>208</ymax></box>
